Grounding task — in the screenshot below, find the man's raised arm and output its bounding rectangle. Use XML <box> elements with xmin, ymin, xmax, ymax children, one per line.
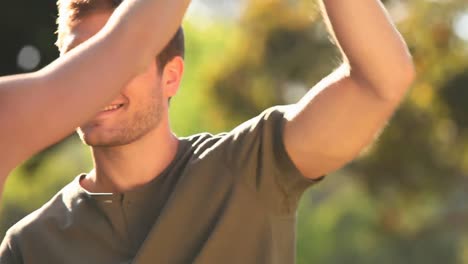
<box><xmin>283</xmin><ymin>0</ymin><xmax>415</xmax><ymax>179</ymax></box>
<box><xmin>0</xmin><ymin>0</ymin><xmax>191</xmax><ymax>176</ymax></box>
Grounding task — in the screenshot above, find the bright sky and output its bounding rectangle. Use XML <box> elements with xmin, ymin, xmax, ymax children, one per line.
<box><xmin>186</xmin><ymin>0</ymin><xmax>244</xmax><ymax>22</ymax></box>
<box><xmin>454</xmin><ymin>12</ymin><xmax>468</xmax><ymax>41</ymax></box>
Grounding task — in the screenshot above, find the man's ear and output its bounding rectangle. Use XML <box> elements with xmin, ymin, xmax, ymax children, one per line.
<box><xmin>161</xmin><ymin>56</ymin><xmax>184</xmax><ymax>98</ymax></box>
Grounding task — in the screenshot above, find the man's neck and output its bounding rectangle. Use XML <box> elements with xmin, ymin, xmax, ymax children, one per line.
<box><xmin>81</xmin><ymin>127</ymin><xmax>179</xmax><ymax>193</ymax></box>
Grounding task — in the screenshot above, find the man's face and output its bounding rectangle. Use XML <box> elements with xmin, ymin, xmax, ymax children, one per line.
<box><xmin>61</xmin><ymin>11</ymin><xmax>165</xmax><ymax>147</ymax></box>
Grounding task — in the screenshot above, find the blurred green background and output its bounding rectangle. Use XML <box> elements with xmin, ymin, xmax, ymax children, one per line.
<box><xmin>1</xmin><ymin>0</ymin><xmax>468</xmax><ymax>263</ymax></box>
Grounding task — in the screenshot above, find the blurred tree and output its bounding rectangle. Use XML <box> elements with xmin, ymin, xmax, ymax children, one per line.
<box><xmin>203</xmin><ymin>0</ymin><xmax>338</xmax><ymax>130</ymax></box>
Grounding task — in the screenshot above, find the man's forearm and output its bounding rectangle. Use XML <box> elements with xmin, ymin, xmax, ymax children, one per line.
<box><xmin>320</xmin><ymin>0</ymin><xmax>414</xmax><ymax>101</ymax></box>
<box><xmin>101</xmin><ymin>0</ymin><xmax>191</xmax><ymax>70</ymax></box>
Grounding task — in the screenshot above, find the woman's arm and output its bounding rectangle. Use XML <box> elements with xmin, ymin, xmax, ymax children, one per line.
<box><xmin>0</xmin><ymin>0</ymin><xmax>191</xmax><ymax>176</ymax></box>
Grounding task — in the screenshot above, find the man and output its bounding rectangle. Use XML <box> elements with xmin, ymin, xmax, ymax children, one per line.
<box><xmin>0</xmin><ymin>0</ymin><xmax>415</xmax><ymax>263</ymax></box>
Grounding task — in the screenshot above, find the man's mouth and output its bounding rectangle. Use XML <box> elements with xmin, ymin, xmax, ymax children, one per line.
<box><xmin>101</xmin><ymin>104</ymin><xmax>124</xmax><ymax>112</ymax></box>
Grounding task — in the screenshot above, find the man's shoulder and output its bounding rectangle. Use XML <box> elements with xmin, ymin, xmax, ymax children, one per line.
<box><xmin>183</xmin><ymin>132</ymin><xmax>227</xmax><ymax>149</ymax></box>
<box><xmin>5</xmin><ymin>177</ymin><xmax>82</xmax><ymax>240</ymax></box>
<box><xmin>181</xmin><ymin>132</ymin><xmax>228</xmax><ymax>156</ymax></box>
<box><xmin>180</xmin><ymin>106</ymin><xmax>290</xmax><ymax>159</ymax></box>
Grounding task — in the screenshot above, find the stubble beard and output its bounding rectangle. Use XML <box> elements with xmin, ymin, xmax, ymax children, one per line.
<box><xmin>77</xmin><ymin>93</ymin><xmax>164</xmax><ymax>148</ymax></box>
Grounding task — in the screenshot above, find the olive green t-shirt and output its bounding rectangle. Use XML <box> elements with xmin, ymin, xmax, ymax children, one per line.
<box><xmin>0</xmin><ymin>106</ymin><xmax>321</xmax><ymax>264</ymax></box>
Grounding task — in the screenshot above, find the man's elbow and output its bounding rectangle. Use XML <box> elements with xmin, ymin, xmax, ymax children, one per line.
<box><xmin>380</xmin><ymin>59</ymin><xmax>416</xmax><ymax>103</ymax></box>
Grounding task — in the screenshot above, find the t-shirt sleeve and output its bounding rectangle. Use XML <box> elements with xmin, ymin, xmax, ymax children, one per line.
<box><xmin>0</xmin><ymin>231</ymin><xmax>22</xmax><ymax>264</ymax></box>
<box><xmin>225</xmin><ymin>105</ymin><xmax>323</xmax><ymax>215</ymax></box>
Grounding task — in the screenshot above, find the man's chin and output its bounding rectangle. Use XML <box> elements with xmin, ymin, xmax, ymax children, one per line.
<box><xmin>77</xmin><ymin>133</ymin><xmax>100</xmax><ymax>147</ymax></box>
<box><xmin>76</xmin><ymin>129</ymin><xmax>131</xmax><ymax>148</ymax></box>
<box><xmin>77</xmin><ymin>128</ymin><xmax>109</xmax><ymax>147</ymax></box>
<box><xmin>79</xmin><ymin>136</ymin><xmax>120</xmax><ymax>148</ymax></box>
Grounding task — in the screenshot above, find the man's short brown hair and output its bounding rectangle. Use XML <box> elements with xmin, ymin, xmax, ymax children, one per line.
<box><xmin>56</xmin><ymin>0</ymin><xmax>185</xmax><ymax>72</ymax></box>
